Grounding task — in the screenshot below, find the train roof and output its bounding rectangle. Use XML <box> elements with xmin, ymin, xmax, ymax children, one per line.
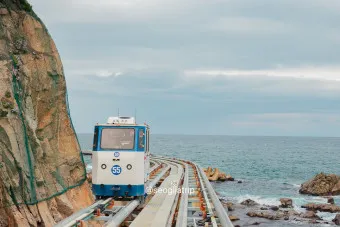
<box><xmin>96</xmin><ymin>124</ymin><xmax>149</xmax><ymax>127</ymax></box>
<box><xmin>95</xmin><ymin>116</ymin><xmax>149</xmax><ymax>127</ymax></box>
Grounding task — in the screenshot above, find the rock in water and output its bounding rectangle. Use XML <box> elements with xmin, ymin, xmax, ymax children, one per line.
<box><xmin>300</xmin><ymin>211</ymin><xmax>321</xmax><ymax>220</ymax></box>
<box><xmin>229</xmin><ymin>215</ymin><xmax>240</xmax><ymax>221</ymax></box>
<box><xmin>204</xmin><ymin>166</ymin><xmax>234</xmax><ymax>182</ymax></box>
<box><xmin>246</xmin><ymin>211</ymin><xmax>281</xmax><ymax>220</ymax></box>
<box><xmin>241</xmin><ymin>199</ymin><xmax>259</xmax><ymax>206</ymax></box>
<box><xmin>270</xmin><ymin>206</ymin><xmax>279</xmax><ymax>211</ymax></box>
<box><xmin>299</xmin><ymin>173</ymin><xmax>340</xmax><ymax>196</ymax></box>
<box><xmin>0</xmin><ymin>1</ymin><xmax>94</xmax><ymax>226</ymax></box>
<box><xmin>226</xmin><ymin>202</ymin><xmax>234</xmax><ymax>211</ymax></box>
<box><xmin>301</xmin><ymin>203</ymin><xmax>340</xmax><ymax>213</ymax></box>
<box><xmin>333</xmin><ymin>214</ymin><xmax>340</xmax><ymax>225</ymax></box>
<box><xmin>280</xmin><ymin>198</ymin><xmax>293</xmax><ymax>208</ymax></box>
<box><xmin>327</xmin><ymin>197</ymin><xmax>335</xmax><ymax>205</ymax></box>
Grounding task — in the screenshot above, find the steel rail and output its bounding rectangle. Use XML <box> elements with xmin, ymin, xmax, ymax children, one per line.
<box><xmin>155</xmin><ymin>156</ymin><xmax>233</xmax><ymax>227</ymax></box>
<box><xmin>56</xmin><ymin>157</ymin><xmax>232</xmax><ymax>227</ymax></box>
<box><xmin>195</xmin><ymin>164</ymin><xmax>218</xmax><ymax>227</ymax></box>
<box><xmin>54</xmin><ymin>198</ymin><xmax>112</xmax><ymax>227</ymax></box>
<box><xmin>196</xmin><ymin>164</ymin><xmax>233</xmax><ymax>227</ymax></box>
<box><xmin>175</xmin><ymin>162</ymin><xmax>189</xmax><ymax>227</ymax></box>
<box><xmin>104</xmin><ymin>200</ymin><xmax>140</xmax><ymax>227</ymax></box>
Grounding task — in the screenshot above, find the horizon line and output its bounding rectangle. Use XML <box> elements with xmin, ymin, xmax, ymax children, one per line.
<box><xmin>75</xmin><ymin>132</ymin><xmax>340</xmax><ymax>138</ymax></box>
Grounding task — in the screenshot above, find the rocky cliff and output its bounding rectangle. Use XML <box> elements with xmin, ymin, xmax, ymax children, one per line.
<box><xmin>0</xmin><ymin>1</ymin><xmax>94</xmax><ymax>226</ymax></box>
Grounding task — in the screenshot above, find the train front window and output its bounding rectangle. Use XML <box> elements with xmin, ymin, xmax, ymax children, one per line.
<box><xmin>101</xmin><ymin>128</ymin><xmax>135</xmax><ymax>150</ymax></box>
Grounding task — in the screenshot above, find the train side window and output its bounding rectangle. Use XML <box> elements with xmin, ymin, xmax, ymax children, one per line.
<box><xmin>147</xmin><ymin>129</ymin><xmax>150</xmax><ymax>152</ymax></box>
<box><xmin>93</xmin><ymin>127</ymin><xmax>99</xmax><ymax>150</ymax></box>
<box><xmin>138</xmin><ymin>129</ymin><xmax>145</xmax><ymax>149</ymax></box>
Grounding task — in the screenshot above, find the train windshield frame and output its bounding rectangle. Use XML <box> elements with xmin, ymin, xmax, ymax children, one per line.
<box><xmin>100</xmin><ymin>128</ymin><xmax>135</xmax><ymax>150</ymax></box>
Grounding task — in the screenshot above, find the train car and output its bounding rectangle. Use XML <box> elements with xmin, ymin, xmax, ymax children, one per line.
<box><xmin>91</xmin><ymin>116</ymin><xmax>150</xmax><ymax>201</ymax></box>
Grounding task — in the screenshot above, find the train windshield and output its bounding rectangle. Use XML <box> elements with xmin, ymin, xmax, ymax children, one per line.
<box><xmin>101</xmin><ymin>128</ymin><xmax>135</xmax><ymax>150</ymax></box>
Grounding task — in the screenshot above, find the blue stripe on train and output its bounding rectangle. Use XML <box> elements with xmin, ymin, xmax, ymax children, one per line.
<box><xmin>92</xmin><ymin>184</ymin><xmax>145</xmax><ymax>197</ymax></box>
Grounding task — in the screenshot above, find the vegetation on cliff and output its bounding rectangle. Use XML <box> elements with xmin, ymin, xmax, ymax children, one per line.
<box><xmin>0</xmin><ymin>1</ymin><xmax>93</xmax><ymax>226</ymax></box>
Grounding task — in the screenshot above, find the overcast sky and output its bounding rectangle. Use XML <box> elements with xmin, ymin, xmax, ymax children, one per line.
<box><xmin>29</xmin><ymin>0</ymin><xmax>340</xmax><ymax>136</ymax></box>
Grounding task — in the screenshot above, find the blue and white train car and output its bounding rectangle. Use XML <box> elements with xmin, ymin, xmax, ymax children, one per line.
<box><xmin>92</xmin><ymin>116</ymin><xmax>150</xmax><ymax>200</ymax></box>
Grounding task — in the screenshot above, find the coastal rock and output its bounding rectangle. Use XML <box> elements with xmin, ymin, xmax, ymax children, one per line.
<box><xmin>208</xmin><ymin>168</ymin><xmax>220</xmax><ymax>181</ymax></box>
<box><xmin>241</xmin><ymin>199</ymin><xmax>259</xmax><ymax>206</ymax></box>
<box><xmin>327</xmin><ymin>197</ymin><xmax>335</xmax><ymax>204</ymax></box>
<box><xmin>226</xmin><ymin>202</ymin><xmax>234</xmax><ymax>211</ymax></box>
<box><xmin>225</xmin><ymin>174</ymin><xmax>235</xmax><ymax>181</ymax></box>
<box><xmin>204</xmin><ymin>167</ymin><xmax>233</xmax><ymax>182</ymax></box>
<box><xmin>299</xmin><ymin>173</ymin><xmax>340</xmax><ymax>196</ymax></box>
<box><xmin>280</xmin><ymin>198</ymin><xmax>293</xmax><ymax>208</ymax></box>
<box><xmin>309</xmin><ymin>219</ymin><xmax>321</xmax><ymax>224</ymax></box>
<box><xmin>0</xmin><ymin>1</ymin><xmax>94</xmax><ymax>226</ymax></box>
<box><xmin>333</xmin><ymin>214</ymin><xmax>340</xmax><ymax>225</ymax></box>
<box><xmin>220</xmin><ymin>199</ymin><xmax>234</xmax><ymax>211</ymax></box>
<box><xmin>301</xmin><ymin>203</ymin><xmax>340</xmax><ymax>213</ymax></box>
<box><xmin>333</xmin><ymin>181</ymin><xmax>340</xmax><ymax>195</ymax></box>
<box><xmin>300</xmin><ymin>211</ymin><xmax>321</xmax><ymax>220</ymax></box>
<box><xmin>229</xmin><ymin>215</ymin><xmax>240</xmax><ymax>221</ymax></box>
<box><xmin>270</xmin><ymin>206</ymin><xmax>279</xmax><ymax>211</ymax></box>
<box><xmin>204</xmin><ymin>167</ymin><xmax>212</xmax><ymax>178</ymax></box>
<box><xmin>246</xmin><ymin>211</ymin><xmax>281</xmax><ymax>220</ymax></box>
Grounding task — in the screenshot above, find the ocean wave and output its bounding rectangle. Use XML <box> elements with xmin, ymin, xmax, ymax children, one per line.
<box><xmin>233</xmin><ymin>194</ymin><xmax>281</xmax><ymax>206</ymax></box>
<box><xmin>317</xmin><ymin>211</ymin><xmax>338</xmax><ymax>222</ymax></box>
<box><xmin>230</xmin><ymin>194</ymin><xmax>334</xmax><ymax>208</ymax></box>
<box><xmin>281</xmin><ymin>182</ymin><xmax>302</xmax><ymax>188</ymax></box>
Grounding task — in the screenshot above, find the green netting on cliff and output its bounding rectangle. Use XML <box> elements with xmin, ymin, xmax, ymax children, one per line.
<box><xmin>0</xmin><ymin>54</ymin><xmax>87</xmax><ymax>207</ymax></box>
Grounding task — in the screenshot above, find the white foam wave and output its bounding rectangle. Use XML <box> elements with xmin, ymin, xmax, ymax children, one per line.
<box><xmin>234</xmin><ymin>194</ymin><xmax>281</xmax><ymax>206</ymax></box>
<box><xmin>318</xmin><ymin>212</ymin><xmax>338</xmax><ymax>222</ymax></box>
<box><xmin>232</xmin><ymin>194</ymin><xmax>335</xmax><ymax>209</ymax></box>
<box><xmin>291</xmin><ymin>183</ymin><xmax>301</xmax><ymax>188</ymax></box>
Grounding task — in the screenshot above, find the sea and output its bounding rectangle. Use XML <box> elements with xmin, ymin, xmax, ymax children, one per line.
<box><xmin>79</xmin><ymin>134</ymin><xmax>340</xmax><ymax>226</ymax></box>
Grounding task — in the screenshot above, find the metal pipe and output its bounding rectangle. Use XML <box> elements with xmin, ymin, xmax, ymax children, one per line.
<box><xmin>104</xmin><ymin>200</ymin><xmax>140</xmax><ymax>227</ymax></box>
<box><xmin>196</xmin><ymin>164</ymin><xmax>233</xmax><ymax>227</ymax></box>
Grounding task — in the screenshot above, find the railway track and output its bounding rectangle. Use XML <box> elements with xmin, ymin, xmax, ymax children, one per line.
<box><xmin>55</xmin><ymin>156</ymin><xmax>233</xmax><ymax>227</ymax></box>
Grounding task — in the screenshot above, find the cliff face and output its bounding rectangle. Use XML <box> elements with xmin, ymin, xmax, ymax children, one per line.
<box><xmin>0</xmin><ymin>1</ymin><xmax>94</xmax><ymax>226</ymax></box>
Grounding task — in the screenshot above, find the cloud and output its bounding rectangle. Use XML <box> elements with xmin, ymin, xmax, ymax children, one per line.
<box><xmin>65</xmin><ymin>67</ymin><xmax>340</xmax><ymax>103</ymax></box>
<box><xmin>29</xmin><ymin>0</ymin><xmax>340</xmax><ymax>135</ymax></box>
<box><xmin>95</xmin><ymin>71</ymin><xmax>123</xmax><ymax>78</ymax></box>
<box><xmin>30</xmin><ymin>0</ymin><xmax>215</xmax><ymax>24</ymax></box>
<box><xmin>184</xmin><ymin>67</ymin><xmax>340</xmax><ymax>82</ymax></box>
<box><xmin>209</xmin><ymin>17</ymin><xmax>294</xmax><ymax>35</ymax></box>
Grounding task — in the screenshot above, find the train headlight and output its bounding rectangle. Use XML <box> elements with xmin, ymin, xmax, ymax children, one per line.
<box><xmin>127</xmin><ymin>164</ymin><xmax>132</xmax><ymax>170</ymax></box>
<box><xmin>101</xmin><ymin>164</ymin><xmax>107</xmax><ymax>169</ymax></box>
